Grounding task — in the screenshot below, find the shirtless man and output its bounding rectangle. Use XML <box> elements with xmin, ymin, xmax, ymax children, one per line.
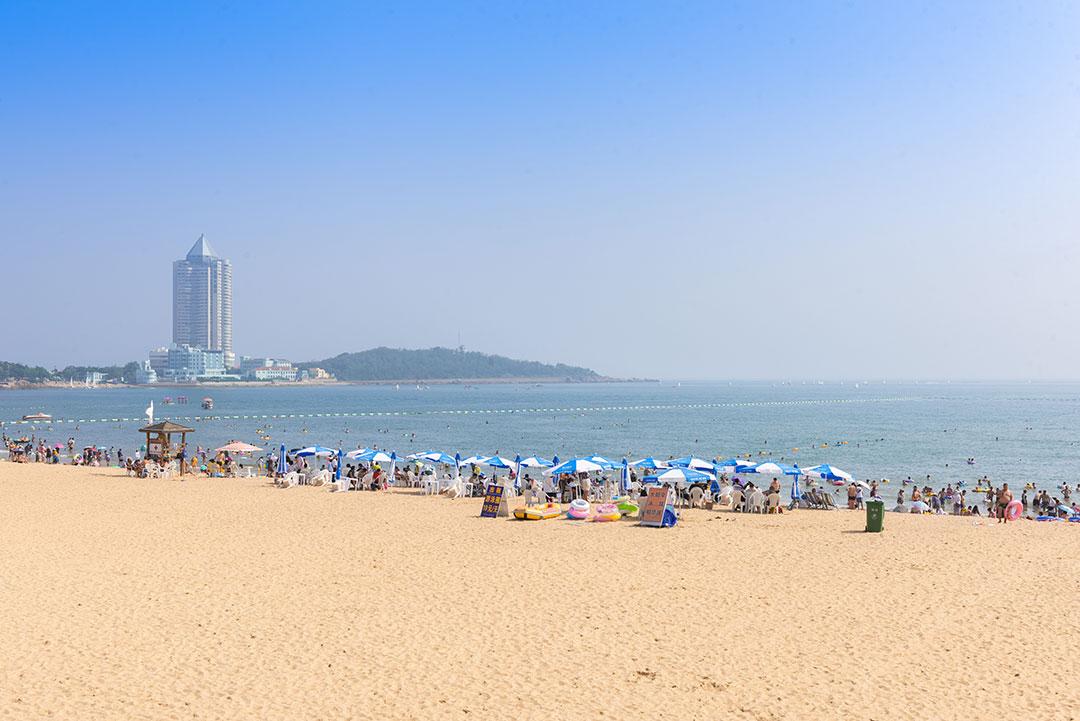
<box><xmin>997</xmin><ymin>483</ymin><xmax>1013</xmax><ymax>524</ymax></box>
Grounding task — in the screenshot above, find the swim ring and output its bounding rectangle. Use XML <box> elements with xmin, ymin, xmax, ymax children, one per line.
<box><xmin>567</xmin><ymin>499</ymin><xmax>590</xmax><ymax>520</ymax></box>
<box><xmin>1004</xmin><ymin>500</ymin><xmax>1022</xmax><ymax>521</ymax></box>
<box><xmin>591</xmin><ymin>503</ymin><xmax>621</xmax><ymax>522</ymax></box>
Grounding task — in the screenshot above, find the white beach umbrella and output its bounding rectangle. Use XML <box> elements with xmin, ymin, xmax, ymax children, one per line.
<box><xmin>545</xmin><ymin>458</ymin><xmax>605</xmax><ymax>475</ymax></box>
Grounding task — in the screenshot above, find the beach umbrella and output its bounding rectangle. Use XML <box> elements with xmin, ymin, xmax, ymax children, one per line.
<box><xmin>790</xmin><ymin>471</ymin><xmax>801</xmax><ymax>502</ymax></box>
<box><xmin>354</xmin><ymin>449</ymin><xmax>394</xmax><ymax>463</ymax></box>
<box><xmin>459</xmin><ymin>454</ymin><xmax>490</xmax><ymax>465</ymax></box>
<box><xmin>584</xmin><ymin>455</ymin><xmax>617</xmax><ymax>469</ymax></box>
<box><xmin>345</xmin><ymin>447</ymin><xmax>372</xmax><ymax>460</ymax></box>
<box><xmin>335</xmin><ymin>449</ymin><xmax>343</xmax><ymax>482</ymax></box>
<box><xmin>518</xmin><ymin>456</ymin><xmax>553</xmax><ymax>469</ymax></box>
<box><xmin>621</xmin><ymin>458</ymin><xmax>631</xmax><ymax>494</ymax></box>
<box><xmin>546</xmin><ymin>457</ymin><xmax>604</xmax><ymax>475</ymax></box>
<box><xmin>215</xmin><ymin>441</ymin><xmax>263</xmax><ymax>453</ymax></box>
<box><xmin>276</xmin><ymin>443</ymin><xmax>287</xmax><ymax>475</ymax></box>
<box><xmin>630</xmin><ymin>457</ymin><xmax>669</xmax><ymax>470</ymax></box>
<box><xmin>801</xmin><ymin>464</ymin><xmax>852</xmax><ymax>482</ymax></box>
<box><xmin>294</xmin><ymin>445</ymin><xmax>336</xmax><ymax>457</ymax></box>
<box><xmin>483</xmin><ymin>455</ymin><xmax>517</xmax><ymax>469</ymax></box>
<box><xmin>752</xmin><ymin>461</ymin><xmax>799</xmax><ymax>476</ymax></box>
<box><xmin>413</xmin><ymin>451</ymin><xmax>457</xmax><ymax>465</ymax></box>
<box><xmin>669</xmin><ymin>456</ymin><xmax>716</xmax><ymax>471</ymax></box>
<box><xmin>387</xmin><ymin>451</ymin><xmax>397</xmax><ymax>487</ymax></box>
<box><xmin>644</xmin><ymin>467</ymin><xmax>716</xmax><ymax>484</ymax></box>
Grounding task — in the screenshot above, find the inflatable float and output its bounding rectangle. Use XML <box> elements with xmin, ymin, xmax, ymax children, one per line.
<box><xmin>616</xmin><ymin>499</ymin><xmax>640</xmax><ymax>517</ymax></box>
<box><xmin>566</xmin><ymin>499</ymin><xmax>590</xmax><ymax>520</ymax></box>
<box><xmin>591</xmin><ymin>503</ymin><xmax>621</xmax><ymax>522</ymax></box>
<box><xmin>1004</xmin><ymin>500</ymin><xmax>1022</xmax><ymax>521</ymax></box>
<box><xmin>513</xmin><ymin>503</ymin><xmax>562</xmax><ymax>520</ymax></box>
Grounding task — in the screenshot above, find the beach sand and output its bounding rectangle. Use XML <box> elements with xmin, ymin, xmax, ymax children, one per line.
<box><xmin>1</xmin><ymin>463</ymin><xmax>1078</xmax><ymax>720</ymax></box>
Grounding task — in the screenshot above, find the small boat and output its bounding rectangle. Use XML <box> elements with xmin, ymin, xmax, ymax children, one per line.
<box><xmin>513</xmin><ymin>503</ymin><xmax>562</xmax><ymax>520</ymax></box>
<box><xmin>21</xmin><ymin>412</ymin><xmax>52</xmax><ymax>422</ymax></box>
<box><xmin>201</xmin><ymin>397</ymin><xmax>214</xmax><ymax>410</ymax></box>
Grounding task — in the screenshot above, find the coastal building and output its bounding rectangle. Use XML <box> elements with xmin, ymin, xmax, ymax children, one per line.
<box><xmin>85</xmin><ymin>371</ymin><xmax>106</xmax><ymax>385</ymax></box>
<box><xmin>239</xmin><ymin>356</ymin><xmax>299</xmax><ymax>381</ymax></box>
<box><xmin>309</xmin><ymin>367</ymin><xmax>333</xmax><ymax>380</ymax></box>
<box><xmin>164</xmin><ymin>344</ymin><xmax>232</xmax><ymax>383</ymax></box>
<box><xmin>147</xmin><ymin>347</ymin><xmax>170</xmax><ymax>377</ymax></box>
<box><xmin>134</xmin><ymin>361</ymin><xmax>158</xmax><ymax>385</ymax></box>
<box><xmin>173</xmin><ymin>235</ymin><xmax>234</xmax><ymax>368</ymax></box>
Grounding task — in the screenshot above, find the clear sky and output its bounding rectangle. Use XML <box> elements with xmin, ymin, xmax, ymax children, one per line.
<box><xmin>2</xmin><ymin>1</ymin><xmax>1079</xmax><ymax>379</ymax></box>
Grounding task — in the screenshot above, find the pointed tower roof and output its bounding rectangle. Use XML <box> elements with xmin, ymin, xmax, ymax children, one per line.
<box><xmin>185</xmin><ymin>234</ymin><xmax>217</xmax><ymax>260</ymax></box>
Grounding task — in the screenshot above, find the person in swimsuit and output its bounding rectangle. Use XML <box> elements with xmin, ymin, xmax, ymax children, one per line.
<box><xmin>997</xmin><ymin>483</ymin><xmax>1013</xmax><ymax>523</ymax></box>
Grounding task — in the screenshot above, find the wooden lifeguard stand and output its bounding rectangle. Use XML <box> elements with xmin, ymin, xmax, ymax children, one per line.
<box><xmin>139</xmin><ymin>420</ymin><xmax>194</xmax><ymax>469</ymax></box>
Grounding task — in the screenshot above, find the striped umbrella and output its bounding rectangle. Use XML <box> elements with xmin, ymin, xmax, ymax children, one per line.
<box><xmin>336</xmin><ymin>449</ymin><xmax>343</xmax><ymax>482</ymax></box>
<box><xmin>585</xmin><ymin>455</ymin><xmax>617</xmax><ymax>469</ymax></box>
<box><xmin>630</xmin><ymin>457</ymin><xmax>668</xmax><ymax>470</ymax></box>
<box><xmin>801</xmin><ymin>464</ymin><xmax>852</xmax><ymax>482</ymax></box>
<box><xmin>294</xmin><ymin>445</ymin><xmax>336</xmax><ymax>457</ymax></box>
<box><xmin>621</xmin><ymin>458</ymin><xmax>631</xmax><ymax>494</ymax></box>
<box><xmin>354</xmin><ymin>449</ymin><xmax>394</xmax><ymax>463</ymax></box>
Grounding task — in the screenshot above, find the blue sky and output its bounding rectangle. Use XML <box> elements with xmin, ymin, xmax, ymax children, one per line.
<box><xmin>2</xmin><ymin>1</ymin><xmax>1079</xmax><ymax>379</ymax></box>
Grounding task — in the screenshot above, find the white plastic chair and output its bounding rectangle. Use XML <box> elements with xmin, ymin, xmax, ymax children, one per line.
<box><xmin>689</xmin><ymin>486</ymin><xmax>704</xmax><ymax>508</ymax></box>
<box><xmin>746</xmin><ymin>490</ymin><xmax>765</xmax><ymax>513</ymax></box>
<box><xmin>765</xmin><ymin>493</ymin><xmax>781</xmax><ymax>513</ymax></box>
<box><xmin>729</xmin><ymin>489</ymin><xmax>743</xmax><ymax>511</ymax></box>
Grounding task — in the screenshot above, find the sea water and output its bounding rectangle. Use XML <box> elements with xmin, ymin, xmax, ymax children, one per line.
<box><xmin>2</xmin><ymin>381</ymin><xmax>1079</xmax><ymax>489</ymax></box>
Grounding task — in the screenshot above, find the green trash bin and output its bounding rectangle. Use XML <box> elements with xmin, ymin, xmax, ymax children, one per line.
<box><xmin>865</xmin><ymin>499</ymin><xmax>884</xmax><ymax>533</ymax></box>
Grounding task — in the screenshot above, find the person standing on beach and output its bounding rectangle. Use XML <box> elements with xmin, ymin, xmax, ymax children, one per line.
<box><xmin>997</xmin><ymin>483</ymin><xmax>1013</xmax><ymax>523</ymax></box>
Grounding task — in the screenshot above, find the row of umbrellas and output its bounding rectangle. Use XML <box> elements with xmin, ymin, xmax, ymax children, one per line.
<box><xmin>270</xmin><ymin>445</ymin><xmax>853</xmax><ymax>502</ymax></box>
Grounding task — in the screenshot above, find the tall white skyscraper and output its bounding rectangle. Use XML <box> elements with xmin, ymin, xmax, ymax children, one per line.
<box><xmin>172</xmin><ymin>235</ymin><xmax>234</xmax><ymax>368</ymax></box>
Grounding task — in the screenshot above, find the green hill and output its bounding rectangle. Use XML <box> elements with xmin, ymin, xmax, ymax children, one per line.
<box><xmin>0</xmin><ymin>361</ymin><xmax>54</xmax><ymax>383</ymax></box>
<box><xmin>302</xmin><ymin>347</ymin><xmax>602</xmax><ymax>382</ymax></box>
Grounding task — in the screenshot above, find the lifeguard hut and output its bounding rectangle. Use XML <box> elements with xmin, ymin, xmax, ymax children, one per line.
<box><xmin>139</xmin><ymin>420</ymin><xmax>194</xmax><ymax>464</ymax></box>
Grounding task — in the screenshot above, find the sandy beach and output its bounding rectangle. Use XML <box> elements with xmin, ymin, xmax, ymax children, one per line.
<box><xmin>1</xmin><ymin>463</ymin><xmax>1078</xmax><ymax>720</ymax></box>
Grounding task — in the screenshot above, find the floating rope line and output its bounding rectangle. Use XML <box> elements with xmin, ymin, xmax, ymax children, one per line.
<box><xmin>3</xmin><ymin>396</ymin><xmax>920</xmax><ymax>426</ymax></box>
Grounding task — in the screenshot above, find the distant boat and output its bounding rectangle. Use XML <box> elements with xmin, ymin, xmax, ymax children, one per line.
<box><xmin>22</xmin><ymin>412</ymin><xmax>52</xmax><ymax>422</ymax></box>
<box><xmin>201</xmin><ymin>397</ymin><xmax>214</xmax><ymax>410</ymax></box>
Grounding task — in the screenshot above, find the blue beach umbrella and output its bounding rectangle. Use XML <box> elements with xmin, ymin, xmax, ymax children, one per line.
<box><xmin>644</xmin><ymin>467</ymin><xmax>716</xmax><ymax>484</ymax></box>
<box><xmin>484</xmin><ymin>455</ymin><xmax>517</xmax><ymax>469</ymax></box>
<box><xmin>546</xmin><ymin>457</ymin><xmax>604</xmax><ymax>475</ymax></box>
<box><xmin>584</xmin><ymin>455</ymin><xmax>617</xmax><ymax>470</ymax></box>
<box><xmin>801</xmin><ymin>464</ymin><xmax>852</xmax><ymax>482</ymax></box>
<box><xmin>276</xmin><ymin>443</ymin><xmax>287</xmax><ymax>475</ymax></box>
<box><xmin>630</xmin><ymin>457</ymin><xmax>668</xmax><ymax>470</ymax></box>
<box><xmin>518</xmin><ymin>456</ymin><xmax>554</xmax><ymax>469</ymax></box>
<box><xmin>294</xmin><ymin>445</ymin><xmax>336</xmax><ymax>458</ymax></box>
<box><xmin>414</xmin><ymin>451</ymin><xmax>457</xmax><ymax>465</ymax></box>
<box><xmin>621</xmin><ymin>457</ymin><xmax>631</xmax><ymax>494</ymax></box>
<box><xmin>513</xmin><ymin>454</ymin><xmax>522</xmax><ymax>492</ymax></box>
<box><xmin>354</xmin><ymin>449</ymin><xmax>394</xmax><ymax>463</ymax></box>
<box><xmin>336</xmin><ymin>449</ymin><xmax>343</xmax><ymax>481</ymax></box>
<box><xmin>669</xmin><ymin>456</ymin><xmax>716</xmax><ymax>471</ymax></box>
<box><xmin>387</xmin><ymin>451</ymin><xmax>397</xmax><ymax>486</ymax></box>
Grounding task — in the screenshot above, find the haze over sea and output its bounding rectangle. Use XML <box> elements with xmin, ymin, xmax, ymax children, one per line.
<box><xmin>3</xmin><ymin>381</ymin><xmax>1079</xmax><ymax>487</ymax></box>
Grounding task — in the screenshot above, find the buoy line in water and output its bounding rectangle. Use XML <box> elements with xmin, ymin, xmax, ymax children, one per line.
<box><xmin>2</xmin><ymin>396</ymin><xmax>920</xmax><ymax>426</ymax></box>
